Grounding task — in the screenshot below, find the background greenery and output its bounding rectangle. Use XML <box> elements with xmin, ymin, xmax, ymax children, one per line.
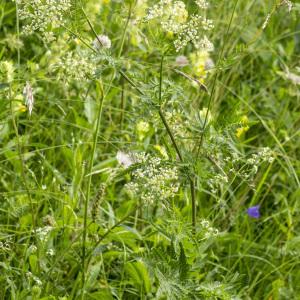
<box><xmin>0</xmin><ymin>0</ymin><xmax>299</xmax><ymax>299</ymax></box>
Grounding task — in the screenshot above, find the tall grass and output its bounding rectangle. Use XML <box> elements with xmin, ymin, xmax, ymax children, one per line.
<box><xmin>0</xmin><ymin>0</ymin><xmax>299</xmax><ymax>299</ymax></box>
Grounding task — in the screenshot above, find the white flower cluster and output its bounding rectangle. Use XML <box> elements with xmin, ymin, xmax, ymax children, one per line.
<box><xmin>36</xmin><ymin>226</ymin><xmax>53</xmax><ymax>242</ymax></box>
<box><xmin>145</xmin><ymin>0</ymin><xmax>214</xmax><ymax>51</ymax></box>
<box><xmin>208</xmin><ymin>173</ymin><xmax>228</xmax><ymax>195</ymax></box>
<box><xmin>0</xmin><ymin>240</ymin><xmax>11</xmax><ymax>251</ymax></box>
<box><xmin>200</xmin><ymin>219</ymin><xmax>219</xmax><ymax>238</ymax></box>
<box><xmin>26</xmin><ymin>272</ymin><xmax>43</xmax><ymax>286</ymax></box>
<box><xmin>195</xmin><ymin>0</ymin><xmax>209</xmax><ymax>9</ymax></box>
<box><xmin>245</xmin><ymin>147</ymin><xmax>274</xmax><ymax>175</ymax></box>
<box><xmin>121</xmin><ymin>152</ymin><xmax>179</xmax><ymax>205</ymax></box>
<box><xmin>55</xmin><ymin>51</ymin><xmax>96</xmax><ymax>81</ymax></box>
<box><xmin>205</xmin><ymin>131</ymin><xmax>275</xmax><ymax>195</ymax></box>
<box><xmin>17</xmin><ymin>0</ymin><xmax>72</xmax><ymax>42</ymax></box>
<box><xmin>165</xmin><ymin>110</ymin><xmax>189</xmax><ymax>138</ymax></box>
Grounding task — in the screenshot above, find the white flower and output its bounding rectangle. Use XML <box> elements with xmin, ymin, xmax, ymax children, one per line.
<box><xmin>17</xmin><ymin>0</ymin><xmax>72</xmax><ymax>42</ymax></box>
<box><xmin>175</xmin><ymin>55</ymin><xmax>189</xmax><ymax>67</ymax></box>
<box><xmin>93</xmin><ymin>35</ymin><xmax>112</xmax><ymax>50</ymax></box>
<box><xmin>46</xmin><ymin>249</ymin><xmax>55</xmax><ymax>256</ymax></box>
<box><xmin>54</xmin><ymin>50</ymin><xmax>95</xmax><ymax>81</ymax></box>
<box><xmin>286</xmin><ymin>71</ymin><xmax>300</xmax><ymax>85</ymax></box>
<box><xmin>23</xmin><ymin>81</ymin><xmax>34</xmax><ymax>116</ymax></box>
<box><xmin>124</xmin><ymin>153</ymin><xmax>179</xmax><ymax>205</ymax></box>
<box><xmin>116</xmin><ymin>151</ymin><xmax>134</xmax><ymax>168</ymax></box>
<box><xmin>195</xmin><ymin>0</ymin><xmax>209</xmax><ymax>9</ymax></box>
<box><xmin>282</xmin><ymin>0</ymin><xmax>293</xmax><ymax>12</ymax></box>
<box><xmin>145</xmin><ymin>0</ymin><xmax>214</xmax><ymax>52</ymax></box>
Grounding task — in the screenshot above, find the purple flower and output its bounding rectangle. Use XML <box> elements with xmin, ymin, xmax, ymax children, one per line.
<box><xmin>247</xmin><ymin>205</ymin><xmax>260</xmax><ymax>218</ymax></box>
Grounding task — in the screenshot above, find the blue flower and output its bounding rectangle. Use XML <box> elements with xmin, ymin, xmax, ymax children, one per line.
<box><xmin>247</xmin><ymin>205</ymin><xmax>260</xmax><ymax>218</ymax></box>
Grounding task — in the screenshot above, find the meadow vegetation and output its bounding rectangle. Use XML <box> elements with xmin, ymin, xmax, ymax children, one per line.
<box><xmin>0</xmin><ymin>0</ymin><xmax>299</xmax><ymax>299</ymax></box>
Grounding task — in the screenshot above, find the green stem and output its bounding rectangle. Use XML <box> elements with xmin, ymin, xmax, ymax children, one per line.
<box><xmin>158</xmin><ymin>54</ymin><xmax>196</xmax><ymax>232</ymax></box>
<box><xmin>123</xmin><ymin>53</ymin><xmax>196</xmax><ymax>233</ymax></box>
<box><xmin>81</xmin><ymin>81</ymin><xmax>104</xmax><ymax>297</ymax></box>
<box><xmin>118</xmin><ymin>2</ymin><xmax>132</xmax><ymax>58</ymax></box>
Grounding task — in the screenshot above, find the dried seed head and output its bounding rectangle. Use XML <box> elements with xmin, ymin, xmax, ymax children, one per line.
<box><xmin>93</xmin><ymin>35</ymin><xmax>112</xmax><ymax>50</ymax></box>
<box><xmin>175</xmin><ymin>55</ymin><xmax>189</xmax><ymax>67</ymax></box>
<box><xmin>23</xmin><ymin>81</ymin><xmax>34</xmax><ymax>116</ymax></box>
<box><xmin>91</xmin><ymin>183</ymin><xmax>106</xmax><ymax>221</ymax></box>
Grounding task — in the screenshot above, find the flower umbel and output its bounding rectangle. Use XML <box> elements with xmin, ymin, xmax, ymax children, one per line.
<box><xmin>145</xmin><ymin>0</ymin><xmax>214</xmax><ymax>52</ymax></box>
<box><xmin>124</xmin><ymin>153</ymin><xmax>179</xmax><ymax>205</ymax></box>
<box><xmin>17</xmin><ymin>0</ymin><xmax>72</xmax><ymax>42</ymax></box>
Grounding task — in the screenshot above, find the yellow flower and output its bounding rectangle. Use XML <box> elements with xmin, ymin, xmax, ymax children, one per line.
<box><xmin>154</xmin><ymin>145</ymin><xmax>169</xmax><ymax>159</ymax></box>
<box><xmin>166</xmin><ymin>31</ymin><xmax>174</xmax><ymax>39</ymax></box>
<box><xmin>240</xmin><ymin>115</ymin><xmax>249</xmax><ymax>125</ymax></box>
<box><xmin>136</xmin><ymin>120</ymin><xmax>150</xmax><ymax>141</ymax></box>
<box><xmin>189</xmin><ymin>51</ymin><xmax>211</xmax><ymax>79</ymax></box>
<box><xmin>236</xmin><ymin>126</ymin><xmax>249</xmax><ymax>138</ymax></box>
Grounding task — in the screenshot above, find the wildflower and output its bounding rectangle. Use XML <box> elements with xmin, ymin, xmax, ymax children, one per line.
<box><xmin>236</xmin><ymin>126</ymin><xmax>249</xmax><ymax>138</ymax></box>
<box><xmin>42</xmin><ymin>214</ymin><xmax>56</xmax><ymax>226</ymax></box>
<box><xmin>240</xmin><ymin>115</ymin><xmax>249</xmax><ymax>125</ymax></box>
<box><xmin>0</xmin><ymin>61</ymin><xmax>14</xmax><ymax>83</ymax></box>
<box><xmin>165</xmin><ymin>110</ymin><xmax>188</xmax><ymax>137</ymax></box>
<box><xmin>175</xmin><ymin>55</ymin><xmax>189</xmax><ymax>67</ymax></box>
<box><xmin>46</xmin><ymin>249</ymin><xmax>55</xmax><ymax>256</ymax></box>
<box><xmin>286</xmin><ymin>71</ymin><xmax>300</xmax><ymax>85</ymax></box>
<box><xmin>54</xmin><ymin>51</ymin><xmax>95</xmax><ymax>81</ymax></box>
<box><xmin>93</xmin><ymin>34</ymin><xmax>112</xmax><ymax>50</ymax></box>
<box><xmin>125</xmin><ymin>153</ymin><xmax>179</xmax><ymax>205</ymax></box>
<box><xmin>247</xmin><ymin>205</ymin><xmax>260</xmax><ymax>218</ymax></box>
<box><xmin>190</xmin><ymin>51</ymin><xmax>214</xmax><ymax>80</ymax></box>
<box><xmin>236</xmin><ymin>115</ymin><xmax>250</xmax><ymax>138</ymax></box>
<box><xmin>195</xmin><ymin>0</ymin><xmax>209</xmax><ymax>9</ymax></box>
<box><xmin>136</xmin><ymin>120</ymin><xmax>150</xmax><ymax>141</ymax></box>
<box><xmin>154</xmin><ymin>145</ymin><xmax>169</xmax><ymax>159</ymax></box>
<box><xmin>205</xmin><ymin>57</ymin><xmax>215</xmax><ymax>70</ymax></box>
<box><xmin>116</xmin><ymin>151</ymin><xmax>134</xmax><ymax>168</ymax></box>
<box><xmin>28</xmin><ymin>244</ymin><xmax>37</xmax><ymax>254</ymax></box>
<box><xmin>200</xmin><ymin>219</ymin><xmax>219</xmax><ymax>238</ymax></box>
<box><xmin>36</xmin><ymin>226</ymin><xmax>53</xmax><ymax>242</ymax></box>
<box><xmin>23</xmin><ymin>81</ymin><xmax>34</xmax><ymax>116</ymax></box>
<box><xmin>17</xmin><ymin>0</ymin><xmax>72</xmax><ymax>42</ymax></box>
<box><xmin>282</xmin><ymin>0</ymin><xmax>293</xmax><ymax>12</ymax></box>
<box><xmin>145</xmin><ymin>0</ymin><xmax>214</xmax><ymax>52</ymax></box>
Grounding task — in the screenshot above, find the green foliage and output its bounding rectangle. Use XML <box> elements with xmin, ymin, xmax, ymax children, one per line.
<box><xmin>0</xmin><ymin>0</ymin><xmax>299</xmax><ymax>299</ymax></box>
